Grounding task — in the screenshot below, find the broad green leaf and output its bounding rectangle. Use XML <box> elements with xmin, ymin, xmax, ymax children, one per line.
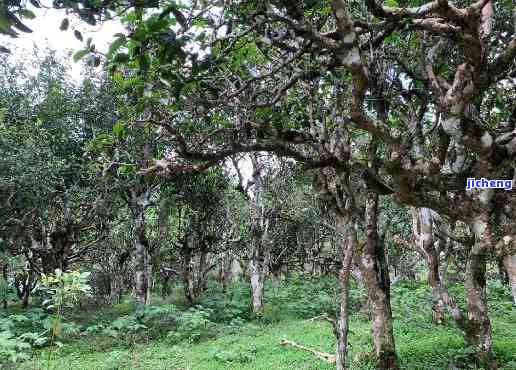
<box><xmin>73</xmin><ymin>49</ymin><xmax>89</xmax><ymax>62</ymax></box>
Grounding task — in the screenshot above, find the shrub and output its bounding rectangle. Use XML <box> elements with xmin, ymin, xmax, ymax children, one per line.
<box><xmin>199</xmin><ymin>282</ymin><xmax>252</xmax><ymax>323</ymax></box>
<box><xmin>166</xmin><ymin>306</ymin><xmax>217</xmax><ymax>344</ymax></box>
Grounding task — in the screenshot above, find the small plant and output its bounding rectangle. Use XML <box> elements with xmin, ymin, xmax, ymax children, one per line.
<box><xmin>40</xmin><ymin>269</ymin><xmax>92</xmax><ymax>368</ymax></box>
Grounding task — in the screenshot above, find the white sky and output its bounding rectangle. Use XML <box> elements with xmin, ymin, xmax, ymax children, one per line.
<box><xmin>0</xmin><ymin>3</ymin><xmax>125</xmax><ymax>80</ymax></box>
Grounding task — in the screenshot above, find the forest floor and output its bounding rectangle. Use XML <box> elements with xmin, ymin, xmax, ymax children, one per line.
<box><xmin>7</xmin><ymin>278</ymin><xmax>516</xmax><ymax>370</ymax></box>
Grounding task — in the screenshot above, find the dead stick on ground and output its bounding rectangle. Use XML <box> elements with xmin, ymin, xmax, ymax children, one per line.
<box><xmin>280</xmin><ymin>339</ymin><xmax>336</xmax><ymax>364</ymax></box>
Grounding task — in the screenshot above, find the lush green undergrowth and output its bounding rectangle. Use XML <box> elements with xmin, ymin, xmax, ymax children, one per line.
<box><xmin>1</xmin><ymin>277</ymin><xmax>515</xmax><ymax>370</ymax></box>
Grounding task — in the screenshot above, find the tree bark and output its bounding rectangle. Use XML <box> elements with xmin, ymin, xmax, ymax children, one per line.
<box><xmin>465</xmin><ymin>190</ymin><xmax>497</xmax><ymax>370</ymax></box>
<box><xmin>503</xmin><ymin>255</ymin><xmax>516</xmax><ymax>305</ymax></box>
<box><xmin>181</xmin><ymin>242</ymin><xmax>196</xmax><ymax>304</ymax></box>
<box><xmin>2</xmin><ymin>264</ymin><xmax>7</xmax><ymax>310</ymax></box>
<box><xmin>145</xmin><ymin>258</ymin><xmax>153</xmax><ymax>305</ymax></box>
<box><xmin>249</xmin><ymin>242</ymin><xmax>268</xmax><ymax>314</ymax></box>
<box><xmin>129</xmin><ymin>187</ymin><xmax>152</xmax><ymax>316</ymax></box>
<box><xmin>221</xmin><ymin>254</ymin><xmax>233</xmax><ymax>291</ymax></box>
<box><xmin>359</xmin><ymin>193</ymin><xmax>398</xmax><ymax>370</ymax></box>
<box><xmin>110</xmin><ymin>275</ymin><xmax>122</xmax><ymax>304</ymax></box>
<box><xmin>335</xmin><ymin>216</ymin><xmax>357</xmax><ymax>370</ymax></box>
<box><xmin>412</xmin><ymin>208</ymin><xmax>442</xmax><ymax>323</ymax></box>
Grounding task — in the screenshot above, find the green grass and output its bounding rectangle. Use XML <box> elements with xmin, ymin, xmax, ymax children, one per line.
<box><xmin>7</xmin><ymin>279</ymin><xmax>516</xmax><ymax>370</ymax></box>
<box><xmin>15</xmin><ymin>315</ymin><xmax>516</xmax><ymax>370</ymax></box>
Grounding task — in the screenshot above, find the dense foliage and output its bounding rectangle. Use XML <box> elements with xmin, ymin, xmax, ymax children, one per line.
<box><xmin>1</xmin><ymin>0</ymin><xmax>515</xmax><ymax>369</ymax></box>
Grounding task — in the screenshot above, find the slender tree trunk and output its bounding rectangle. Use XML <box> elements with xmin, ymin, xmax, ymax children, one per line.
<box><xmin>412</xmin><ymin>208</ymin><xmax>443</xmax><ymax>323</ymax></box>
<box><xmin>335</xmin><ymin>216</ymin><xmax>357</xmax><ymax>370</ymax></box>
<box><xmin>503</xmin><ymin>255</ymin><xmax>516</xmax><ymax>305</ymax></box>
<box><xmin>21</xmin><ymin>277</ymin><xmax>31</xmax><ymax>309</ymax></box>
<box><xmin>2</xmin><ymin>264</ymin><xmax>7</xmax><ymax>310</ymax></box>
<box><xmin>134</xmin><ymin>236</ymin><xmax>148</xmax><ymax>314</ymax></box>
<box><xmin>198</xmin><ymin>247</ymin><xmax>209</xmax><ymax>294</ymax></box>
<box><xmin>161</xmin><ymin>274</ymin><xmax>171</xmax><ymax>298</ymax></box>
<box><xmin>145</xmin><ymin>257</ymin><xmax>152</xmax><ymax>305</ymax></box>
<box><xmin>359</xmin><ymin>193</ymin><xmax>398</xmax><ymax>370</ymax></box>
<box><xmin>128</xmin><ymin>187</ymin><xmax>153</xmax><ymax>316</ymax></box>
<box><xmin>248</xmin><ymin>199</ymin><xmax>270</xmax><ymax>315</ymax></box>
<box><xmin>133</xmin><ymin>202</ymin><xmax>149</xmax><ymax>315</ymax></box>
<box><xmin>181</xmin><ymin>243</ymin><xmax>195</xmax><ymax>304</ymax></box>
<box><xmin>110</xmin><ymin>275</ymin><xmax>121</xmax><ymax>304</ymax></box>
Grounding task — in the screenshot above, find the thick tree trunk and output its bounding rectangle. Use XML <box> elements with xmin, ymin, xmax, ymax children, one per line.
<box><xmin>130</xmin><ymin>190</ymin><xmax>151</xmax><ymax>316</ymax></box>
<box><xmin>249</xmin><ymin>251</ymin><xmax>266</xmax><ymax>314</ymax></box>
<box><xmin>503</xmin><ymin>255</ymin><xmax>516</xmax><ymax>305</ymax></box>
<box><xmin>221</xmin><ymin>254</ymin><xmax>233</xmax><ymax>291</ymax></box>
<box><xmin>359</xmin><ymin>193</ymin><xmax>398</xmax><ymax>370</ymax></box>
<box><xmin>335</xmin><ymin>217</ymin><xmax>357</xmax><ymax>370</ymax></box>
<box><xmin>465</xmin><ymin>194</ymin><xmax>497</xmax><ymax>370</ymax></box>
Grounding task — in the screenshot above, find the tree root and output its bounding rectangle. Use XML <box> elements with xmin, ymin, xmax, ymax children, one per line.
<box><xmin>280</xmin><ymin>339</ymin><xmax>336</xmax><ymax>364</ymax></box>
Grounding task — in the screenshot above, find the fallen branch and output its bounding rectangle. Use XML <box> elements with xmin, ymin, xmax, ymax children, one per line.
<box><xmin>280</xmin><ymin>339</ymin><xmax>336</xmax><ymax>364</ymax></box>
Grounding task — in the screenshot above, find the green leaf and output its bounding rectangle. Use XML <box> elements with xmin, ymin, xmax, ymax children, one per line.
<box><xmin>113</xmin><ymin>53</ymin><xmax>130</xmax><ymax>63</ymax></box>
<box><xmin>19</xmin><ymin>9</ymin><xmax>36</xmax><ymax>20</ymax></box>
<box><xmin>385</xmin><ymin>0</ymin><xmax>399</xmax><ymax>7</ymax></box>
<box><xmin>107</xmin><ymin>35</ymin><xmax>126</xmax><ymax>59</ymax></box>
<box><xmin>112</xmin><ymin>122</ymin><xmax>126</xmax><ymax>138</ymax></box>
<box><xmin>0</xmin><ymin>14</ymin><xmax>9</xmax><ymax>32</ymax></box>
<box><xmin>74</xmin><ymin>30</ymin><xmax>83</xmax><ymax>42</ymax></box>
<box><xmin>60</xmin><ymin>18</ymin><xmax>69</xmax><ymax>31</ymax></box>
<box><xmin>73</xmin><ymin>49</ymin><xmax>89</xmax><ymax>62</ymax></box>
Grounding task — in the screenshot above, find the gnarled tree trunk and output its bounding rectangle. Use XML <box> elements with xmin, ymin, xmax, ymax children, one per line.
<box><xmin>466</xmin><ymin>198</ymin><xmax>497</xmax><ymax>370</ymax></box>
<box><xmin>335</xmin><ymin>215</ymin><xmax>357</xmax><ymax>370</ymax></box>
<box><xmin>411</xmin><ymin>208</ymin><xmax>462</xmax><ymax>325</ymax></box>
<box><xmin>359</xmin><ymin>193</ymin><xmax>398</xmax><ymax>370</ymax></box>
